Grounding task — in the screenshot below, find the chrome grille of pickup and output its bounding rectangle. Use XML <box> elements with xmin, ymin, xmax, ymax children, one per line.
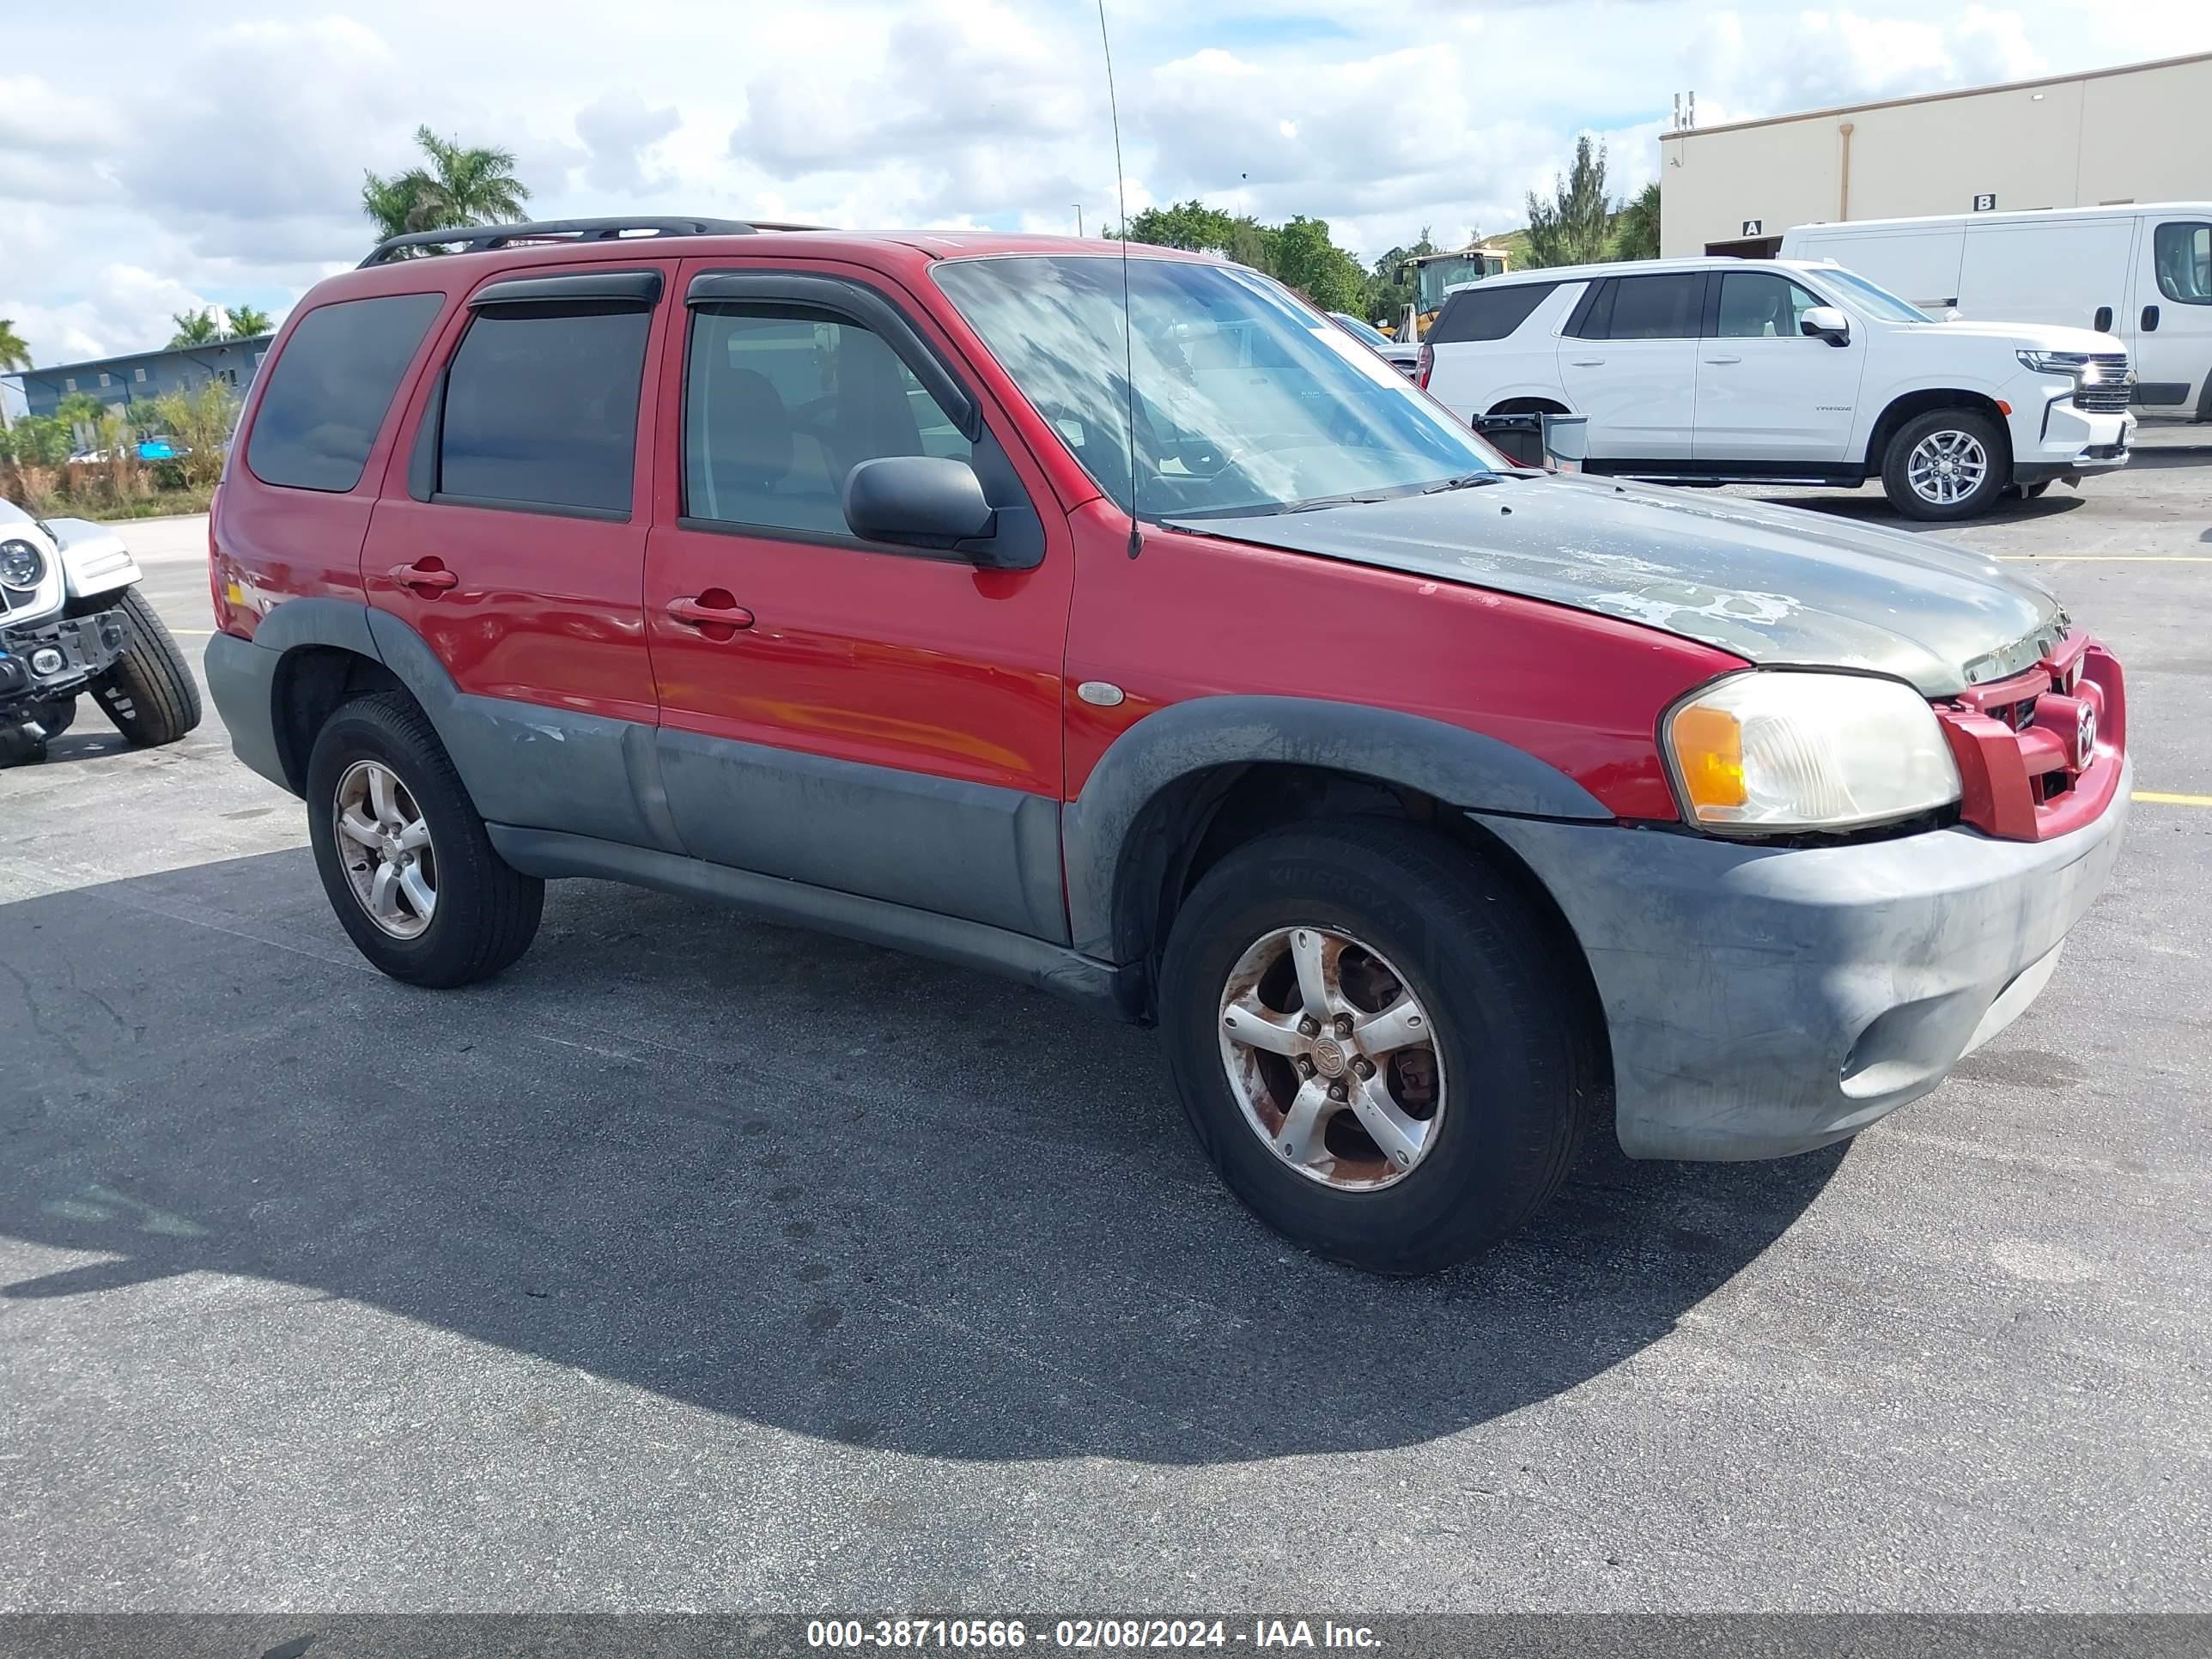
<box><xmin>2076</xmin><ymin>352</ymin><xmax>2133</xmax><ymax>412</ymax></box>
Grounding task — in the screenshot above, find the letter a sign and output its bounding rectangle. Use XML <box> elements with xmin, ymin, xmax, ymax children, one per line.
<box><xmin>1741</xmin><ymin>219</ymin><xmax>1764</xmax><ymax>237</ymax></box>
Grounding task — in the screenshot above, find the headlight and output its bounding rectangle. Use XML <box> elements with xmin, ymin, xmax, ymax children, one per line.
<box><xmin>2017</xmin><ymin>349</ymin><xmax>2091</xmax><ymax>377</ymax></box>
<box><xmin>1664</xmin><ymin>672</ymin><xmax>1960</xmax><ymax>834</ymax></box>
<box><xmin>0</xmin><ymin>538</ymin><xmax>46</xmax><ymax>589</ymax></box>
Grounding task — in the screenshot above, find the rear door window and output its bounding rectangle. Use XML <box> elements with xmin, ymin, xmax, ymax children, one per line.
<box><xmin>246</xmin><ymin>293</ymin><xmax>445</xmax><ymax>492</ymax></box>
<box><xmin>436</xmin><ymin>305</ymin><xmax>653</xmax><ymax>516</ymax></box>
<box><xmin>1427</xmin><ymin>283</ymin><xmax>1559</xmax><ymax>344</ymax></box>
<box><xmin>1601</xmin><ymin>274</ymin><xmax>1707</xmax><ymax>339</ymax></box>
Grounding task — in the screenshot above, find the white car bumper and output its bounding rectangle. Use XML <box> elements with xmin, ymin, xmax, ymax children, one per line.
<box><xmin>2020</xmin><ymin>397</ymin><xmax>2134</xmax><ymax>477</ymax></box>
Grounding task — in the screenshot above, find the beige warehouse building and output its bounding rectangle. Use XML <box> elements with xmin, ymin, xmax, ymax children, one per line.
<box><xmin>1658</xmin><ymin>51</ymin><xmax>2212</xmax><ymax>259</ymax></box>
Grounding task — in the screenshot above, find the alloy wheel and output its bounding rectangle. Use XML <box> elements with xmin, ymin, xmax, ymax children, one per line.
<box><xmin>333</xmin><ymin>759</ymin><xmax>438</xmax><ymax>939</ymax></box>
<box><xmin>1216</xmin><ymin>924</ymin><xmax>1447</xmax><ymax>1191</ymax></box>
<box><xmin>1905</xmin><ymin>428</ymin><xmax>1989</xmax><ymax>506</ymax></box>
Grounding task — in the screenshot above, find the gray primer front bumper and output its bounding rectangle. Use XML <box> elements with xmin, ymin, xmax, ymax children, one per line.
<box><xmin>1475</xmin><ymin>765</ymin><xmax>2130</xmax><ymax>1160</ymax></box>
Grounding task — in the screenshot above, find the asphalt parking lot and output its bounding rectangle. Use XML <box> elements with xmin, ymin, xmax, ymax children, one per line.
<box><xmin>3</xmin><ymin>444</ymin><xmax>2209</xmax><ymax>1614</ymax></box>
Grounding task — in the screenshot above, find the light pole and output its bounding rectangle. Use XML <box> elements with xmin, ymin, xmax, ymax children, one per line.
<box><xmin>1074</xmin><ymin>204</ymin><xmax>1084</xmax><ymax>237</ymax></box>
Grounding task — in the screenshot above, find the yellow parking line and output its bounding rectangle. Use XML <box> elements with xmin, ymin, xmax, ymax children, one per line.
<box><xmin>2135</xmin><ymin>791</ymin><xmax>2212</xmax><ymax>807</ymax></box>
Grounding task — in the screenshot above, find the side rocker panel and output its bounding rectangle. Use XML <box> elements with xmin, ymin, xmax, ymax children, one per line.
<box><xmin>1063</xmin><ymin>694</ymin><xmax>1613</xmax><ymax>961</ymax></box>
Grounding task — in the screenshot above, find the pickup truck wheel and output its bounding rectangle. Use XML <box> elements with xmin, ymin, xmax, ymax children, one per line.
<box><xmin>306</xmin><ymin>692</ymin><xmax>544</xmax><ymax>988</ymax></box>
<box><xmin>1158</xmin><ymin>818</ymin><xmax>1595</xmax><ymax>1275</ymax></box>
<box><xmin>1882</xmin><ymin>410</ymin><xmax>2006</xmax><ymax>520</ymax></box>
<box><xmin>88</xmin><ymin>586</ymin><xmax>204</xmax><ymax>746</ymax></box>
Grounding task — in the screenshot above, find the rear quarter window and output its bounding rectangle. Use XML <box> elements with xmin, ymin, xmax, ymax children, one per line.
<box><xmin>246</xmin><ymin>293</ymin><xmax>447</xmax><ymax>492</ymax></box>
<box><xmin>1427</xmin><ymin>283</ymin><xmax>1560</xmax><ymax>344</ymax></box>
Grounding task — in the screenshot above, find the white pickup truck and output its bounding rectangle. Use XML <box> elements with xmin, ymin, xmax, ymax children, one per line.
<box><xmin>1419</xmin><ymin>256</ymin><xmax>2136</xmax><ymax>520</ymax></box>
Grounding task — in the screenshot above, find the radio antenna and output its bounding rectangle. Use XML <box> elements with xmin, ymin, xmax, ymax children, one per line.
<box><xmin>1097</xmin><ymin>0</ymin><xmax>1142</xmax><ymax>558</ymax></box>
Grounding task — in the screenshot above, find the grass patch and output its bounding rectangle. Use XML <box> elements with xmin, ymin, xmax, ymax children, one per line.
<box><xmin>9</xmin><ymin>486</ymin><xmax>217</xmax><ymax>522</ymax></box>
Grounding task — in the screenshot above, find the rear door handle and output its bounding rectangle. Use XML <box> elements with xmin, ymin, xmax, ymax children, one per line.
<box><xmin>2142</xmin><ymin>304</ymin><xmax>2161</xmax><ymax>331</ymax></box>
<box><xmin>1569</xmin><ymin>358</ymin><xmax>1606</xmax><ymax>368</ymax></box>
<box><xmin>1703</xmin><ymin>356</ymin><xmax>1743</xmax><ymax>365</ymax></box>
<box><xmin>666</xmin><ymin>594</ymin><xmax>756</xmax><ymax>631</ymax></box>
<box><xmin>388</xmin><ymin>559</ymin><xmax>458</xmax><ymax>592</ymax></box>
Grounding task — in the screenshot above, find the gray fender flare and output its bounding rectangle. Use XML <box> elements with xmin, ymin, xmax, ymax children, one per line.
<box><xmin>1061</xmin><ymin>694</ymin><xmax>1611</xmax><ymax>960</ymax></box>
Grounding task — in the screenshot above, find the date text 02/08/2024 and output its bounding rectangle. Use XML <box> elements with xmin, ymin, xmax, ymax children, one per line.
<box><xmin>805</xmin><ymin>1619</ymin><xmax>1382</xmax><ymax>1650</ymax></box>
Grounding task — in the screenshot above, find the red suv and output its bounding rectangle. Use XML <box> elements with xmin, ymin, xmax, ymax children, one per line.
<box><xmin>205</xmin><ymin>217</ymin><xmax>2131</xmax><ymax>1273</ymax></box>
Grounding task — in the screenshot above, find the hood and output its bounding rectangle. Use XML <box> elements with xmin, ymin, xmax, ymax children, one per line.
<box><xmin>1171</xmin><ymin>474</ymin><xmax>2067</xmax><ymax>696</ymax></box>
<box><xmin>1908</xmin><ymin>319</ymin><xmax>2124</xmax><ymax>356</ymax></box>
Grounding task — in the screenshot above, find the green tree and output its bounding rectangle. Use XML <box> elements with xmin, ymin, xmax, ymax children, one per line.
<box><xmin>1363</xmin><ymin>225</ymin><xmax>1439</xmax><ymax>326</ymax></box>
<box><xmin>362</xmin><ymin>125</ymin><xmax>532</xmax><ymax>248</ymax></box>
<box><xmin>224</xmin><ymin>304</ymin><xmax>275</xmax><ymax>339</ymax></box>
<box><xmin>1523</xmin><ymin>135</ymin><xmax>1615</xmax><ymax>269</ymax></box>
<box><xmin>0</xmin><ymin>318</ymin><xmax>27</xmax><ymax>434</ymax></box>
<box><xmin>1265</xmin><ymin>216</ymin><xmax>1366</xmax><ymax>313</ymax></box>
<box><xmin>149</xmin><ymin>380</ymin><xmax>240</xmax><ymax>488</ymax></box>
<box><xmin>169</xmin><ymin>308</ymin><xmax>223</xmax><ymax>347</ymax></box>
<box><xmin>1119</xmin><ymin>199</ymin><xmax>1242</xmax><ymax>252</ymax></box>
<box><xmin>1613</xmin><ymin>180</ymin><xmax>1662</xmax><ymax>261</ymax></box>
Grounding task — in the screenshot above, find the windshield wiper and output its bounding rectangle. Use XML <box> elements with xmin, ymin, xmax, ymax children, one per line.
<box><xmin>1420</xmin><ymin>472</ymin><xmax>1506</xmax><ymax>493</ymax></box>
<box><xmin>1281</xmin><ymin>490</ymin><xmax>1398</xmax><ymax>514</ymax></box>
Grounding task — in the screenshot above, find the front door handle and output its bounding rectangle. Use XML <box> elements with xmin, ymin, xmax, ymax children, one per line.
<box><xmin>666</xmin><ymin>593</ymin><xmax>755</xmax><ymax>631</ymax></box>
<box><xmin>388</xmin><ymin>559</ymin><xmax>458</xmax><ymax>593</ymax></box>
<box><xmin>1703</xmin><ymin>355</ymin><xmax>1743</xmax><ymax>365</ymax></box>
<box><xmin>2094</xmin><ymin>305</ymin><xmax>2113</xmax><ymax>332</ymax></box>
<box><xmin>2142</xmin><ymin>304</ymin><xmax>2161</xmax><ymax>331</ymax></box>
<box><xmin>1569</xmin><ymin>358</ymin><xmax>1606</xmax><ymax>368</ymax></box>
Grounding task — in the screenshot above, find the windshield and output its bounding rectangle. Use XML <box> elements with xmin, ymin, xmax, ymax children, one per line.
<box><xmin>1329</xmin><ymin>313</ymin><xmax>1393</xmax><ymax>349</ymax></box>
<box><xmin>1811</xmin><ymin>266</ymin><xmax>1934</xmax><ymax>324</ymax></box>
<box><xmin>933</xmin><ymin>255</ymin><xmax>1499</xmax><ymax>520</ymax></box>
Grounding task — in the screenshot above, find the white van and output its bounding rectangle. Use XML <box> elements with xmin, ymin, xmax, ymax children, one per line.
<box><xmin>1781</xmin><ymin>204</ymin><xmax>2212</xmax><ymax>421</ymax></box>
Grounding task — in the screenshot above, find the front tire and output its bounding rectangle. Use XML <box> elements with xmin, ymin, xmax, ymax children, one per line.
<box><xmin>306</xmin><ymin>692</ymin><xmax>544</xmax><ymax>988</ymax></box>
<box><xmin>1881</xmin><ymin>409</ymin><xmax>2008</xmax><ymax>520</ymax></box>
<box><xmin>88</xmin><ymin>586</ymin><xmax>203</xmax><ymax>746</ymax></box>
<box><xmin>1158</xmin><ymin>818</ymin><xmax>1600</xmax><ymax>1275</ymax></box>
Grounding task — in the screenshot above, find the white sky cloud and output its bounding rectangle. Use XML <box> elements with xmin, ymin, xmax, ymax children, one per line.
<box><xmin>3</xmin><ymin>0</ymin><xmax>2208</xmax><ymax>396</ymax></box>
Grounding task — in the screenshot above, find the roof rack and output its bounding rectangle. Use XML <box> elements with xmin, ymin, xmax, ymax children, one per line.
<box><xmin>358</xmin><ymin>216</ymin><xmax>823</xmax><ymax>268</ymax></box>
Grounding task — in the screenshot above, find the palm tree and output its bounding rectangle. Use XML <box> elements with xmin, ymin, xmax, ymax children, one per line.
<box><xmin>1613</xmin><ymin>181</ymin><xmax>1662</xmax><ymax>262</ymax></box>
<box><xmin>224</xmin><ymin>304</ymin><xmax>274</xmax><ymax>339</ymax></box>
<box><xmin>169</xmin><ymin>308</ymin><xmax>223</xmax><ymax>348</ymax></box>
<box><xmin>0</xmin><ymin>319</ymin><xmax>27</xmax><ymax>433</ymax></box>
<box><xmin>362</xmin><ymin>126</ymin><xmax>532</xmax><ymax>251</ymax></box>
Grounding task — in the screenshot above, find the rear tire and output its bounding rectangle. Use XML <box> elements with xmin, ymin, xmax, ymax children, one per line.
<box><xmin>88</xmin><ymin>586</ymin><xmax>203</xmax><ymax>747</ymax></box>
<box><xmin>306</xmin><ymin>692</ymin><xmax>544</xmax><ymax>988</ymax></box>
<box><xmin>1158</xmin><ymin>817</ymin><xmax>1600</xmax><ymax>1275</ymax></box>
<box><xmin>1881</xmin><ymin>409</ymin><xmax>2007</xmax><ymax>520</ymax></box>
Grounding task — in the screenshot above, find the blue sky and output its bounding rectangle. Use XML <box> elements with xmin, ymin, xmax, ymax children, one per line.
<box><xmin>4</xmin><ymin>0</ymin><xmax>2209</xmax><ymax>408</ymax></box>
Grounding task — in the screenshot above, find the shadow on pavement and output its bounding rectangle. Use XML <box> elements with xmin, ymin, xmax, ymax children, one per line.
<box><xmin>0</xmin><ymin>849</ymin><xmax>1842</xmax><ymax>1465</ymax></box>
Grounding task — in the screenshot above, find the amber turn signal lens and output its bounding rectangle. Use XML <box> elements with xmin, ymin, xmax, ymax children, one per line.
<box><xmin>1670</xmin><ymin>703</ymin><xmax>1747</xmax><ymax>810</ymax></box>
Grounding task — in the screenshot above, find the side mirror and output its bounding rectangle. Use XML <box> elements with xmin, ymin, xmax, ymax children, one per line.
<box><xmin>842</xmin><ymin>456</ymin><xmax>995</xmax><ymax>553</ymax></box>
<box><xmin>1800</xmin><ymin>306</ymin><xmax>1850</xmax><ymax>346</ymax></box>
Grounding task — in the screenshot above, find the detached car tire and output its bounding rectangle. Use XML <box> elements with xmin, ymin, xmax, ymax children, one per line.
<box><xmin>1158</xmin><ymin>818</ymin><xmax>1600</xmax><ymax>1275</ymax></box>
<box><xmin>88</xmin><ymin>586</ymin><xmax>204</xmax><ymax>747</ymax></box>
<box><xmin>1882</xmin><ymin>409</ymin><xmax>2008</xmax><ymax>521</ymax></box>
<box><xmin>306</xmin><ymin>692</ymin><xmax>544</xmax><ymax>988</ymax></box>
